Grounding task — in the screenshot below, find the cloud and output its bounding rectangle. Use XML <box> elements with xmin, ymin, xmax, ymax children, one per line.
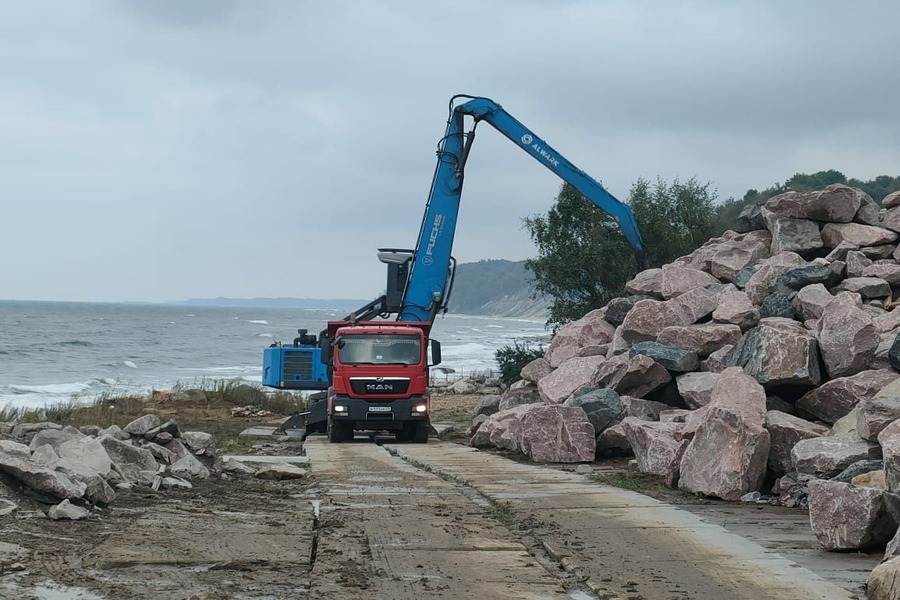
<box><xmin>1</xmin><ymin>1</ymin><xmax>899</xmax><ymax>301</ymax></box>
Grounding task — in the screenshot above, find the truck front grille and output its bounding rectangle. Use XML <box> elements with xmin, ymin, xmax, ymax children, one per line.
<box><xmin>349</xmin><ymin>378</ymin><xmax>410</xmax><ymax>395</ymax></box>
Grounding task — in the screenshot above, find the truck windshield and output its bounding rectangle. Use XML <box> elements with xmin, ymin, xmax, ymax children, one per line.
<box><xmin>338</xmin><ymin>334</ymin><xmax>422</xmax><ymax>366</ymax></box>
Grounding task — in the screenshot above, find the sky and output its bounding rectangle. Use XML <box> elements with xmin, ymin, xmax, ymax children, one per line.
<box><xmin>2</xmin><ymin>1</ymin><xmax>899</xmax><ymax>303</ymax></box>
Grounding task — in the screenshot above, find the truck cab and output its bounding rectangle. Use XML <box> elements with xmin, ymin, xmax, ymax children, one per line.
<box><xmin>325</xmin><ymin>321</ymin><xmax>439</xmax><ymax>443</ymax></box>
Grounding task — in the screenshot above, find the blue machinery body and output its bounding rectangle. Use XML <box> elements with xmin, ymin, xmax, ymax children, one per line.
<box><xmin>263</xmin><ymin>95</ymin><xmax>646</xmax><ymax>391</ymax></box>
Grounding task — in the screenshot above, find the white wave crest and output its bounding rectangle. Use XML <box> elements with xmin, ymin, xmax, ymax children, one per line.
<box><xmin>248</xmin><ymin>320</ymin><xmax>268</xmax><ymax>325</ymax></box>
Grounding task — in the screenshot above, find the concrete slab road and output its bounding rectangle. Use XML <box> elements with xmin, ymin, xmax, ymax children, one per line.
<box><xmin>305</xmin><ymin>437</ymin><xmax>860</xmax><ymax>599</ymax></box>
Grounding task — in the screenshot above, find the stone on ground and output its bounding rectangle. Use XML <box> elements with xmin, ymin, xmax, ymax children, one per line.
<box><xmin>563</xmin><ymin>388</ymin><xmax>624</xmax><ymax>435</ymax></box>
<box><xmin>0</xmin><ymin>453</ymin><xmax>86</xmax><ymax>499</ymax></box>
<box><xmin>675</xmin><ymin>372</ymin><xmax>720</xmax><ymax>409</ymax></box>
<box><xmin>808</xmin><ymin>479</ymin><xmax>900</xmax><ymax>551</ymax></box>
<box><xmin>791</xmin><ymin>432</ymin><xmax>879</xmax><ymax>477</ymax></box>
<box><xmin>765</xmin><ymin>410</ymin><xmax>829</xmax><ymax>475</ymax></box>
<box><xmin>725</xmin><ymin>318</ymin><xmax>822</xmax><ymax>388</ymax></box>
<box><xmin>538</xmin><ymin>356</ymin><xmax>606</xmax><ymax>404</ymax></box>
<box><xmin>619</xmin><ymin>418</ymin><xmax>688</xmax><ymax>486</ymax></box>
<box><xmin>169</xmin><ymin>453</ymin><xmax>210</xmax><ymax>480</ymax></box>
<box><xmin>123</xmin><ymin>414</ymin><xmax>161</xmax><ymax>436</ymax></box>
<box><xmin>795</xmin><ymin>370</ymin><xmax>900</xmax><ymax>424</ymax></box>
<box><xmin>255</xmin><ymin>463</ymin><xmax>306</xmax><ymax>480</ymax></box>
<box><xmin>48</xmin><ymin>499</ymin><xmax>91</xmax><ymax>521</ymax></box>
<box><xmin>867</xmin><ymin>557</ymin><xmax>900</xmax><ymax>600</ymax></box>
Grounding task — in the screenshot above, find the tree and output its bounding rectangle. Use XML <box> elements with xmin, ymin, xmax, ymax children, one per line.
<box><xmin>524</xmin><ymin>178</ymin><xmax>718</xmax><ymax>328</ymax></box>
<box><xmin>523</xmin><ymin>183</ymin><xmax>637</xmax><ymax>327</ymax></box>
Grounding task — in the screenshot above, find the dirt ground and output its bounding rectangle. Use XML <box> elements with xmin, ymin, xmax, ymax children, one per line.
<box><xmin>0</xmin><ymin>390</ymin><xmax>875</xmax><ymax>599</ymax></box>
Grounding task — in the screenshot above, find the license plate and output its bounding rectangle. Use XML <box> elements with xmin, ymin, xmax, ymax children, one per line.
<box><xmin>368</xmin><ymin>406</ymin><xmax>391</xmax><ymax>412</ymax></box>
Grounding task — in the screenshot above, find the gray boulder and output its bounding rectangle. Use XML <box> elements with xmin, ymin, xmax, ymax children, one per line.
<box><xmin>520</xmin><ymin>358</ymin><xmax>551</xmax><ymax>383</ymax></box>
<box><xmin>759</xmin><ymin>292</ymin><xmax>796</xmax><ymax>319</ymax></box>
<box><xmin>169</xmin><ymin>453</ymin><xmax>210</xmax><ymax>480</ymax></box>
<box><xmin>791</xmin><ymin>432</ymin><xmax>880</xmax><ymax>477</ymax></box>
<box><xmin>764</xmin><ymin>185</ymin><xmax>863</xmax><ymax>223</ymax></box>
<box><xmin>48</xmin><ymin>499</ymin><xmax>91</xmax><ymax>521</ymax></box>
<box><xmin>767</xmin><ymin>216</ymin><xmax>824</xmax><ymax>254</ymax></box>
<box><xmin>123</xmin><ymin>414</ymin><xmax>161</xmax><ymax>436</ymax></box>
<box><xmin>563</xmin><ymin>388</ymin><xmax>624</xmax><ymax>435</ymax></box>
<box><xmin>497</xmin><ymin>387</ymin><xmax>541</xmax><ymax>412</ymax></box>
<box><xmin>473</xmin><ymin>395</ymin><xmax>502</xmax><ymax>418</ymax></box>
<box><xmin>28</xmin><ymin>426</ymin><xmax>82</xmax><ymax>452</ymax></box>
<box><xmin>628</xmin><ymin>341</ymin><xmax>699</xmax><ymax>373</ymax></box>
<box><xmin>0</xmin><ymin>453</ymin><xmax>86</xmax><ymax>499</ymax></box>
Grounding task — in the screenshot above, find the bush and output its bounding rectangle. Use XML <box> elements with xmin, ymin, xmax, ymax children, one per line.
<box><xmin>494</xmin><ymin>341</ymin><xmax>545</xmax><ymax>386</ymax></box>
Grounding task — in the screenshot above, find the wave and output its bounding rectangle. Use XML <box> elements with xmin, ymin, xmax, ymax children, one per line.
<box><xmin>257</xmin><ymin>333</ymin><xmax>274</xmax><ymax>338</ymax></box>
<box><xmin>248</xmin><ymin>320</ymin><xmax>269</xmax><ymax>325</ymax></box>
<box><xmin>8</xmin><ymin>382</ymin><xmax>92</xmax><ymax>395</ymax></box>
<box><xmin>60</xmin><ymin>340</ymin><xmax>95</xmax><ymax>347</ymax></box>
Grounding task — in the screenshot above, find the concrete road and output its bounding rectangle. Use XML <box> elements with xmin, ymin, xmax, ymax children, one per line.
<box><xmin>305</xmin><ymin>437</ymin><xmax>861</xmax><ymax>600</ymax></box>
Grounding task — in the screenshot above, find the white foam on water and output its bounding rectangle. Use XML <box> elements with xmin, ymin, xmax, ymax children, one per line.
<box><xmin>123</xmin><ymin>360</ymin><xmax>138</xmax><ymax>369</ymax></box>
<box><xmin>248</xmin><ymin>320</ymin><xmax>268</xmax><ymax>325</ymax></box>
<box><xmin>8</xmin><ymin>382</ymin><xmax>92</xmax><ymax>395</ymax></box>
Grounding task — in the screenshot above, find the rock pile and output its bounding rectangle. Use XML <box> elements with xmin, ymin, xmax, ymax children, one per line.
<box><xmin>0</xmin><ymin>414</ymin><xmax>284</xmax><ymax>520</ymax></box>
<box><xmin>470</xmin><ymin>186</ymin><xmax>900</xmax><ymax>588</ymax></box>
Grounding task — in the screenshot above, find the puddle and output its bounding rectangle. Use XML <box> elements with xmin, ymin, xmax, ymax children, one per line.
<box><xmin>567</xmin><ymin>591</ymin><xmax>598</xmax><ymax>600</ymax></box>
<box><xmin>0</xmin><ymin>580</ymin><xmax>107</xmax><ymax>600</ymax></box>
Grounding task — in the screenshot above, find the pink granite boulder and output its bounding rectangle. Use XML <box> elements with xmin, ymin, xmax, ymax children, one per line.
<box><xmin>795</xmin><ymin>369</ymin><xmax>900</xmax><ymax>424</ymax></box>
<box><xmin>657</xmin><ymin>324</ymin><xmax>742</xmax><ymax>357</ymax></box>
<box><xmin>725</xmin><ymin>318</ymin><xmax>822</xmax><ymax>388</ymax></box>
<box><xmin>619</xmin><ymin>417</ymin><xmax>689</xmax><ymax>486</ymax></box>
<box><xmin>817</xmin><ymin>292</ymin><xmax>878</xmax><ymax>378</ymax></box>
<box><xmin>678</xmin><ymin>368</ymin><xmax>770</xmax><ymax>500</ymax></box>
<box><xmin>517</xmin><ymin>405</ymin><xmax>596</xmax><ymax>463</ymax></box>
<box><xmin>821</xmin><ymin>223</ymin><xmax>898</xmax><ymax>248</ymax></box>
<box><xmin>711</xmin><ymin>290</ymin><xmax>760</xmax><ymax>330</ymax></box>
<box><xmin>808</xmin><ymin>479</ymin><xmax>900</xmax><ymax>551</ymax></box>
<box><xmin>675</xmin><ymin>372</ymin><xmax>720</xmax><ymax>409</ymax></box>
<box><xmin>593</xmin><ymin>354</ymin><xmax>671</xmax><ymax>399</ymax></box>
<box><xmin>624</xmin><ymin>268</ymin><xmax>663</xmax><ymax>298</ymax></box>
<box><xmin>545</xmin><ymin>309</ymin><xmax>615</xmax><ymax>368</ymax></box>
<box><xmin>764</xmin><ymin>185</ymin><xmax>863</xmax><ymax>223</ymax></box>
<box><xmin>537</xmin><ymin>355</ymin><xmax>606</xmax><ymax>405</ymax></box>
<box><xmin>765</xmin><ymin>410</ymin><xmax>829</xmax><ymax>475</ymax></box>
<box><xmin>745</xmin><ymin>252</ymin><xmax>806</xmax><ymax>305</ymax></box>
<box><xmin>660</xmin><ymin>264</ymin><xmax>720</xmax><ymax>299</ymax></box>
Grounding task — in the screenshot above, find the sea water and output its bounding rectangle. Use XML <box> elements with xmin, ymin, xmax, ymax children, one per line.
<box><xmin>0</xmin><ymin>301</ymin><xmax>550</xmax><ymax>409</ymax></box>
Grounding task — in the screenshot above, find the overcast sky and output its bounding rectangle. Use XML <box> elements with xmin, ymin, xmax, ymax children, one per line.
<box><xmin>2</xmin><ymin>1</ymin><xmax>899</xmax><ymax>303</ymax></box>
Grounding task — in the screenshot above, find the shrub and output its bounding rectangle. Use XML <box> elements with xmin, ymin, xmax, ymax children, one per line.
<box><xmin>494</xmin><ymin>341</ymin><xmax>545</xmax><ymax>386</ymax></box>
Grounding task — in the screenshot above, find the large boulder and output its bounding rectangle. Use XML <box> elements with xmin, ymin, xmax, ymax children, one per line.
<box><xmin>881</xmin><ymin>433</ymin><xmax>900</xmax><ymax>494</ymax></box>
<box><xmin>628</xmin><ymin>341</ymin><xmax>698</xmax><ymax>373</ymax></box>
<box><xmin>538</xmin><ymin>355</ymin><xmax>606</xmax><ymax>405</ymax></box>
<box><xmin>833</xmin><ymin>277</ymin><xmax>891</xmax><ymax>299</ymax></box>
<box><xmin>470</xmin><ymin>405</ymin><xmax>529</xmax><ymax>452</ymax></box>
<box><xmin>619</xmin><ymin>299</ymin><xmax>690</xmax><ymax>344</ymax></box>
<box><xmin>55</xmin><ymin>437</ymin><xmax>112</xmax><ymax>479</ymax></box>
<box><xmin>724</xmin><ymin>318</ymin><xmax>822</xmax><ymax>388</ymax></box>
<box><xmin>808</xmin><ymin>479</ymin><xmax>900</xmax><ymax>551</ymax></box>
<box><xmin>770</xmin><ymin>264</ymin><xmax>834</xmax><ymax>293</ymax></box>
<box><xmin>517</xmin><ymin>405</ymin><xmax>596</xmax><ymax>463</ymax></box>
<box><xmin>764</xmin><ymin>185</ymin><xmax>863</xmax><ymax>223</ymax></box>
<box><xmin>497</xmin><ymin>387</ymin><xmax>542</xmax><ymax>411</ymax></box>
<box><xmin>169</xmin><ymin>453</ymin><xmax>211</xmax><ymax>480</ymax></box>
<box><xmin>767</xmin><ymin>216</ymin><xmax>824</xmax><ymax>254</ymax></box>
<box><xmin>473</xmin><ymin>395</ymin><xmax>501</xmax><ymax>418</ymax></box>
<box><xmin>669</xmin><ymin>287</ymin><xmax>718</xmax><ymax>323</ymax></box>
<box><xmin>759</xmin><ymin>292</ymin><xmax>796</xmax><ymax>319</ymax></box>
<box><xmin>795</xmin><ymin>370</ymin><xmax>900</xmax><ymax>424</ymax></box>
<box><xmin>817</xmin><ymin>291</ymin><xmax>878</xmax><ymax>378</ymax></box>
<box><xmin>563</xmin><ymin>388</ymin><xmax>624</xmax><ymax>435</ymax></box>
<box><xmin>0</xmin><ymin>441</ymin><xmax>30</xmax><ymax>459</ymax></box>
<box><xmin>765</xmin><ymin>411</ymin><xmax>829</xmax><ymax>475</ymax></box>
<box><xmin>745</xmin><ymin>252</ymin><xmax>806</xmax><ymax>305</ymax></box>
<box><xmin>791</xmin><ymin>432</ymin><xmax>879</xmax><ymax>477</ymax></box>
<box><xmin>678</xmin><ymin>368</ymin><xmax>770</xmax><ymax>501</ymax></box>
<box><xmin>845</xmin><ymin>251</ymin><xmax>874</xmax><ymax>278</ymax></box>
<box><xmin>621</xmin><ymin>396</ymin><xmax>671</xmax><ymax>421</ymax></box>
<box><xmin>711</xmin><ymin>290</ymin><xmax>760</xmax><ymax>330</ymax></box>
<box><xmin>520</xmin><ymin>358</ymin><xmax>551</xmax><ymax>384</ymax></box>
<box><xmin>675</xmin><ymin>372</ymin><xmax>720</xmax><ymax>409</ymax></box>
<box><xmin>624</xmin><ymin>268</ymin><xmax>663</xmax><ymax>297</ymax></box>
<box><xmin>0</xmin><ymin>453</ymin><xmax>86</xmax><ymax>499</ymax></box>
<box><xmin>706</xmin><ymin>232</ymin><xmax>771</xmax><ymax>281</ymax></box>
<box><xmin>867</xmin><ymin>557</ymin><xmax>900</xmax><ymax>600</ymax></box>
<box><xmin>857</xmin><ymin>383</ymin><xmax>900</xmax><ymax>441</ymax></box>
<box><xmin>656</xmin><ymin>324</ymin><xmax>742</xmax><ymax>357</ymax></box>
<box><xmin>99</xmin><ymin>435</ymin><xmax>158</xmax><ymax>481</ymax></box>
<box><xmin>792</xmin><ymin>284</ymin><xmax>833</xmax><ymax>322</ymax></box>
<box><xmin>821</xmin><ymin>222</ymin><xmax>898</xmax><ymax>248</ymax></box>
<box><xmin>619</xmin><ymin>418</ymin><xmax>689</xmax><ymax>486</ymax></box>
<box><xmin>545</xmin><ymin>309</ymin><xmax>615</xmax><ymax>368</ymax></box>
<box><xmin>28</xmin><ymin>426</ymin><xmax>83</xmax><ymax>452</ymax></box>
<box><xmin>593</xmin><ymin>354</ymin><xmax>671</xmax><ymax>399</ymax></box>
<box><xmin>123</xmin><ymin>414</ymin><xmax>161</xmax><ymax>436</ymax></box>
<box><xmin>660</xmin><ymin>265</ymin><xmax>719</xmax><ymax>299</ymax></box>
<box><xmin>863</xmin><ymin>264</ymin><xmax>900</xmax><ymax>285</ymax></box>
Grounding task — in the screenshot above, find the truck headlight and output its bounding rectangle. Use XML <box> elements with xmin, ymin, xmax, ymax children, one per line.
<box><xmin>413</xmin><ymin>404</ymin><xmax>428</xmax><ymax>413</ymax></box>
<box><xmin>334</xmin><ymin>405</ymin><xmax>348</xmax><ymax>413</ymax></box>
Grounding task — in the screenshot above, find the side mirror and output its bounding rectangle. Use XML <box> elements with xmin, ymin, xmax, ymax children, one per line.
<box><xmin>429</xmin><ymin>339</ymin><xmax>442</xmax><ymax>366</ymax></box>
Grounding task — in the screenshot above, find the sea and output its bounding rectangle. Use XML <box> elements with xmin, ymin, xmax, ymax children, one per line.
<box><xmin>0</xmin><ymin>301</ymin><xmax>550</xmax><ymax>410</ymax></box>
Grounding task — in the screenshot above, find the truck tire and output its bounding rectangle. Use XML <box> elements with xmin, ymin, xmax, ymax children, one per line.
<box><xmin>413</xmin><ymin>422</ymin><xmax>429</xmax><ymax>444</ymax></box>
<box><xmin>327</xmin><ymin>418</ymin><xmax>351</xmax><ymax>443</ymax></box>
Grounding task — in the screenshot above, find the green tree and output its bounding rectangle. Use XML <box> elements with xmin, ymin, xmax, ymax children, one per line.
<box><xmin>525</xmin><ymin>178</ymin><xmax>718</xmax><ymax>328</ymax></box>
<box><xmin>524</xmin><ymin>183</ymin><xmax>637</xmax><ymax>327</ymax></box>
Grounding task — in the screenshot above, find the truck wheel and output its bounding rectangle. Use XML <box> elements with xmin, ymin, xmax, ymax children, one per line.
<box><xmin>395</xmin><ymin>426</ymin><xmax>410</xmax><ymax>443</ymax></box>
<box><xmin>413</xmin><ymin>422</ymin><xmax>429</xmax><ymax>444</ymax></box>
<box><xmin>327</xmin><ymin>418</ymin><xmax>350</xmax><ymax>443</ymax></box>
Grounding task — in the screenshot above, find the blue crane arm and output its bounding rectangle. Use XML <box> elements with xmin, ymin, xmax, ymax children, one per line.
<box><xmin>398</xmin><ymin>96</ymin><xmax>645</xmax><ymax>323</ymax></box>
